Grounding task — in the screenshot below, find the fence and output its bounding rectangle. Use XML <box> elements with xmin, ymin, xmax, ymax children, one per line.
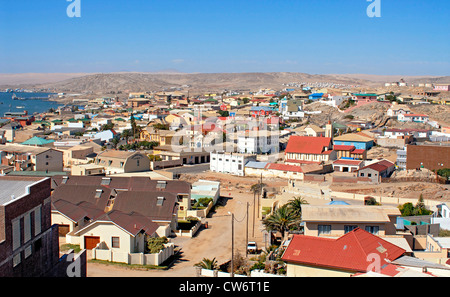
<box><xmin>382</xmin><ymin>176</ymin><xmax>448</xmax><ymax>184</ymax></box>
<box><xmin>174</xmin><ymin>220</ymin><xmax>202</xmax><ymax>237</ymax></box>
<box><xmin>92</xmin><ymin>243</ymin><xmax>174</xmax><ymax>266</ymax></box>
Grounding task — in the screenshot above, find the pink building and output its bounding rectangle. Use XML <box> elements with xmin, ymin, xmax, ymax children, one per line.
<box><xmin>434</xmin><ymin>84</ymin><xmax>450</xmax><ymax>92</ymax></box>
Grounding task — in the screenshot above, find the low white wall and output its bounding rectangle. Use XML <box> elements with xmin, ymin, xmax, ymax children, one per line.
<box><xmin>93</xmin><ymin>243</ymin><xmax>174</xmax><ymax>266</ymax></box>
<box><xmin>200</xmin><ymin>268</ymin><xmax>285</xmax><ymax>278</ymax></box>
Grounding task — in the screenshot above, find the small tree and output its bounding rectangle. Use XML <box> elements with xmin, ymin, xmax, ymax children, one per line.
<box><xmin>146</xmin><ymin>236</ymin><xmax>168</xmax><ymax>254</ymax></box>
<box><xmin>194</xmin><ymin>258</ymin><xmax>218</xmax><ymax>270</ymax></box>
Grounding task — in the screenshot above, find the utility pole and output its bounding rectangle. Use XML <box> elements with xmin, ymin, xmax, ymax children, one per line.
<box><xmin>230</xmin><ymin>212</ymin><xmax>234</xmax><ymax>277</ymax></box>
<box><xmin>252</xmin><ymin>191</ymin><xmax>255</xmax><ymax>237</ymax></box>
<box><xmin>246</xmin><ymin>202</ymin><xmax>249</xmax><ymax>257</ymax></box>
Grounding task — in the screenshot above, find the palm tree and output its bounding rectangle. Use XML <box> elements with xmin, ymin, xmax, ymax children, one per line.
<box><xmin>288</xmin><ymin>196</ymin><xmax>308</xmax><ymax>216</ymax></box>
<box><xmin>194</xmin><ymin>258</ymin><xmax>219</xmax><ymax>270</ymax></box>
<box><xmin>262</xmin><ymin>204</ymin><xmax>302</xmax><ymax>240</ymax></box>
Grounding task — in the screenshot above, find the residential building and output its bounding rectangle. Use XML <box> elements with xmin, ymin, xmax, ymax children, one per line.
<box><xmin>51</xmin><ymin>175</ymin><xmax>191</xmax><ymax>221</ymax></box>
<box><xmin>0</xmin><ymin>176</ymin><xmax>86</xmax><ymax>277</ymax></box>
<box><xmin>396</xmin><ymin>147</ymin><xmax>407</xmax><ymax>170</ymax></box>
<box><xmin>406</xmin><ymin>144</ymin><xmax>450</xmax><ymax>171</ymax></box>
<box><xmin>295</xmin><ymin>124</ymin><xmax>325</xmax><ymax>137</ymax></box>
<box><xmin>210</xmin><ymin>152</ymin><xmax>256</xmax><ymax>176</ymax></box>
<box><xmin>332</xmin><ymin>159</ymin><xmax>364</xmax><ymax>172</ymax></box>
<box><xmin>357</xmin><ymin>159</ymin><xmax>395</xmax><ymax>183</ymax></box>
<box><xmin>387</xmin><ymin>103</ymin><xmax>411</xmax><ymax>117</ymax></box>
<box><xmin>249</xmin><ymin>106</ymin><xmax>275</xmax><ymax>118</ymax></box>
<box><xmin>433</xmin><ymin>84</ymin><xmax>450</xmax><ymax>92</ymax></box>
<box><xmin>282</xmin><ymin>228</ymin><xmax>406</xmax><ymax>277</ymax></box>
<box><xmin>398</xmin><ymin>113</ymin><xmax>429</xmax><ymax>123</ymax></box>
<box><xmin>237</xmin><ymin>130</ymin><xmax>279</xmax><ymax>154</ymax></box>
<box><xmin>71</xmin><ymin>164</ymin><xmax>105</xmax><ymax>176</ymax></box>
<box><xmin>301</xmin><ymin>204</ymin><xmax>401</xmax><ymax>237</ymax></box>
<box><xmin>139</xmin><ymin>126</ymin><xmax>175</xmax><ymax>146</ymax></box>
<box><xmin>0</xmin><ymin>144</ymin><xmax>63</xmax><ymax>172</ymax></box>
<box><xmin>333</xmin><ymin>145</ymin><xmax>366</xmax><ymax>160</ymax></box>
<box><xmin>352</xmin><ymin>93</ymin><xmax>378</xmax><ymax>103</ymax></box>
<box><xmin>95</xmin><ymin>150</ymin><xmax>150</xmax><ymax>175</ymax></box>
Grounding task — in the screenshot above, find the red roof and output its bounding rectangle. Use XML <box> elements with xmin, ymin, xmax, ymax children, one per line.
<box><xmin>351</xmin><ymin>149</ymin><xmax>365</xmax><ymax>154</ymax></box>
<box><xmin>265</xmin><ymin>163</ymin><xmax>303</xmax><ymax>173</ymax></box>
<box><xmin>285</xmin><ymin>136</ymin><xmax>332</xmax><ymax>155</ymax></box>
<box><xmin>333</xmin><ymin>145</ymin><xmax>355</xmax><ymax>151</ymax></box>
<box><xmin>282</xmin><ymin>228</ymin><xmax>405</xmax><ymax>273</ymax></box>
<box><xmin>333</xmin><ymin>159</ymin><xmax>363</xmax><ymax>166</ymax></box>
<box><xmin>404</xmin><ymin>114</ymin><xmax>428</xmax><ymax>117</ymax></box>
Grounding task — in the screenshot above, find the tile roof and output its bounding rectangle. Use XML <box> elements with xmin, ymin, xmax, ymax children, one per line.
<box><xmin>265</xmin><ymin>163</ymin><xmax>303</xmax><ymax>173</ymax></box>
<box><xmin>285</xmin><ymin>136</ymin><xmax>332</xmax><ymax>155</ymax></box>
<box><xmin>333</xmin><ymin>145</ymin><xmax>355</xmax><ymax>151</ymax></box>
<box><xmin>282</xmin><ymin>228</ymin><xmax>406</xmax><ymax>273</ymax></box>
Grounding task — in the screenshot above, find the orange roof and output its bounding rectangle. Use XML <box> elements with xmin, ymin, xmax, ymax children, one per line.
<box><xmin>282</xmin><ymin>228</ymin><xmax>405</xmax><ymax>273</ymax></box>
<box><xmin>285</xmin><ymin>136</ymin><xmax>332</xmax><ymax>155</ymax></box>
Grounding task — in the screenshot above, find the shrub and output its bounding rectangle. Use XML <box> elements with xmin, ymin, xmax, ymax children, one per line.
<box><xmin>146</xmin><ymin>236</ymin><xmax>168</xmax><ymax>254</ymax></box>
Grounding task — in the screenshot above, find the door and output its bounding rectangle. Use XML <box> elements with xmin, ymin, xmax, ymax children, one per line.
<box><xmin>84</xmin><ymin>236</ymin><xmax>100</xmax><ymax>249</ymax></box>
<box><xmin>58</xmin><ymin>224</ymin><xmax>70</xmax><ymax>237</ymax></box>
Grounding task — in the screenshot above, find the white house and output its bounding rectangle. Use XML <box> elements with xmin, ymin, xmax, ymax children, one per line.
<box><xmin>387</xmin><ymin>104</ymin><xmax>411</xmax><ymax>117</ymax></box>
<box><xmin>210</xmin><ymin>152</ymin><xmax>256</xmax><ymax>176</ymax></box>
<box><xmin>237</xmin><ymin>130</ymin><xmax>279</xmax><ymax>154</ymax></box>
<box><xmin>398</xmin><ymin>113</ymin><xmax>429</xmax><ymax>123</ymax></box>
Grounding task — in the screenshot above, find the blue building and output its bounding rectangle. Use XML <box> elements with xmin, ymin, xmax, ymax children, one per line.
<box><xmin>333</xmin><ymin>133</ymin><xmax>374</xmax><ymax>150</ymax></box>
<box><xmin>309</xmin><ymin>93</ymin><xmax>324</xmax><ymax>100</ymax></box>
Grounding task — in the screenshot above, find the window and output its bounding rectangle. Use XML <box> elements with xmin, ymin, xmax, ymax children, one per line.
<box><xmin>318</xmin><ymin>225</ymin><xmax>331</xmax><ymax>236</ymax></box>
<box><xmin>344</xmin><ymin>225</ymin><xmax>358</xmax><ymax>233</ymax></box>
<box><xmin>112</xmin><ymin>237</ymin><xmax>120</xmax><ymax>248</ymax></box>
<box><xmin>34</xmin><ymin>207</ymin><xmax>41</xmax><ymax>235</ymax></box>
<box><xmin>157</xmin><ymin>197</ymin><xmax>165</xmax><ymax>206</ymax></box>
<box><xmin>365</xmin><ymin>226</ymin><xmax>379</xmax><ymax>235</ymax></box>
<box><xmin>24</xmin><ymin>213</ymin><xmax>31</xmax><ymax>243</ymax></box>
<box><xmin>136</xmin><ymin>160</ymin><xmax>140</xmax><ymax>167</ymax></box>
<box><xmin>12</xmin><ymin>218</ymin><xmax>21</xmax><ymax>250</ymax></box>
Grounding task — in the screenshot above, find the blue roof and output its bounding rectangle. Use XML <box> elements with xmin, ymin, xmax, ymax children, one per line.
<box><xmin>250</xmin><ymin>106</ymin><xmax>273</xmax><ymax>111</ymax></box>
<box><xmin>21</xmin><ymin>136</ymin><xmax>55</xmax><ymax>146</ymax></box>
<box><xmin>245</xmin><ymin>161</ymin><xmax>268</xmax><ymax>169</ymax></box>
<box><xmin>326</xmin><ymin>200</ymin><xmax>350</xmax><ymax>205</ymax></box>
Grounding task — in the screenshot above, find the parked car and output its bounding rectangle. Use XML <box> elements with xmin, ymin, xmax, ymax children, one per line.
<box><xmin>247</xmin><ymin>241</ymin><xmax>257</xmax><ymax>254</ymax></box>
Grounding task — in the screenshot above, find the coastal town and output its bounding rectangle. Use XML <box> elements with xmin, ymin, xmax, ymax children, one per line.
<box><xmin>1</xmin><ymin>78</ymin><xmax>450</xmax><ymax>278</ymax></box>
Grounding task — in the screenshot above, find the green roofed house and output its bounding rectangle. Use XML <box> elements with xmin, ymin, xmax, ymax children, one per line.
<box><xmin>21</xmin><ymin>136</ymin><xmax>55</xmax><ymax>147</ymax></box>
<box><xmin>352</xmin><ymin>93</ymin><xmax>379</xmax><ymax>103</ymax></box>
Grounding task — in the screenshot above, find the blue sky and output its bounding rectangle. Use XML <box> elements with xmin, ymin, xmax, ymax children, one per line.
<box><xmin>0</xmin><ymin>0</ymin><xmax>449</xmax><ymax>75</ymax></box>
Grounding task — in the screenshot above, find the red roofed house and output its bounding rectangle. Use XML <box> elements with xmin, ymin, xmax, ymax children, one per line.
<box><xmin>263</xmin><ymin>163</ymin><xmax>304</xmax><ymax>180</ymax></box>
<box><xmin>398</xmin><ymin>113</ymin><xmax>429</xmax><ymax>123</ymax></box>
<box><xmin>284</xmin><ymin>136</ymin><xmax>337</xmax><ymax>165</ymax></box>
<box><xmin>282</xmin><ymin>228</ymin><xmax>406</xmax><ymax>277</ymax></box>
<box><xmin>332</xmin><ymin>159</ymin><xmax>363</xmax><ymax>172</ymax></box>
<box><xmin>357</xmin><ymin>159</ymin><xmax>395</xmax><ymax>183</ymax></box>
<box><xmin>333</xmin><ymin>145</ymin><xmax>367</xmax><ymax>160</ymax></box>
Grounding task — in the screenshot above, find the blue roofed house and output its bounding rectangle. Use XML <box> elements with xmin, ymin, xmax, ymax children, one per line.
<box><xmin>309</xmin><ymin>93</ymin><xmax>324</xmax><ymax>101</ymax></box>
<box><xmin>21</xmin><ymin>136</ymin><xmax>55</xmax><ymax>147</ymax></box>
<box><xmin>333</xmin><ymin>133</ymin><xmax>374</xmax><ymax>150</ymax></box>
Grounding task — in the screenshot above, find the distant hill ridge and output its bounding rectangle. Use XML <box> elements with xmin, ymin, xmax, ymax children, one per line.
<box><xmin>1</xmin><ymin>72</ymin><xmax>449</xmax><ymax>93</ymax></box>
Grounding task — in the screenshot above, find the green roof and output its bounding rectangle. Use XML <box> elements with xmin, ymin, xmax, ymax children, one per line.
<box><xmin>22</xmin><ymin>136</ymin><xmax>55</xmax><ymax>146</ymax></box>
